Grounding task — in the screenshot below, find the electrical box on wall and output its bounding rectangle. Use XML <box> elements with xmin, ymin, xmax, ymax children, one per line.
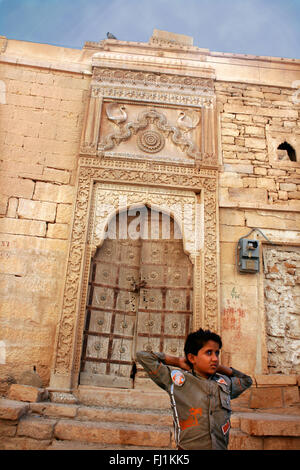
<box><xmin>237</xmin><ymin>239</ymin><xmax>260</xmax><ymax>273</ymax></box>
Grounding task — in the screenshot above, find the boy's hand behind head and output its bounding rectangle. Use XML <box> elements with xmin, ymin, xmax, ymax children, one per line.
<box><xmin>178</xmin><ymin>357</ymin><xmax>191</xmax><ymax>371</ymax></box>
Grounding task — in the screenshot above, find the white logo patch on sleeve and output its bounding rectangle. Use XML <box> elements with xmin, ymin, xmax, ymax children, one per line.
<box><xmin>171</xmin><ymin>370</ymin><xmax>185</xmax><ymax>387</ymax></box>
<box><xmin>217</xmin><ymin>377</ymin><xmax>227</xmax><ymax>385</ymax></box>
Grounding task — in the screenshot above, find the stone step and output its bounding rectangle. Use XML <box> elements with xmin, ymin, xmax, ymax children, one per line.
<box><xmin>48</xmin><ymin>440</ymin><xmax>172</xmax><ymax>450</ymax></box>
<box><xmin>12</xmin><ymin>411</ymin><xmax>174</xmax><ymax>449</ymax></box>
<box><xmin>0</xmin><ymin>398</ymin><xmax>29</xmax><ymax>420</ymax></box>
<box><xmin>239</xmin><ymin>412</ymin><xmax>300</xmax><ymax>437</ymax></box>
<box><xmin>74</xmin><ymin>385</ymin><xmax>170</xmax><ymax>410</ymax></box>
<box><xmin>30</xmin><ymin>401</ymin><xmax>173</xmax><ymax>426</ymax></box>
<box><xmin>54</xmin><ymin>419</ymin><xmax>173</xmax><ymax>448</ymax></box>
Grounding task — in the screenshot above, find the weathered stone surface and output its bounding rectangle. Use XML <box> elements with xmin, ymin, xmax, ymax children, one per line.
<box><xmin>0</xmin><ymin>436</ymin><xmax>51</xmax><ymax>450</ymax></box>
<box><xmin>76</xmin><ymin>406</ymin><xmax>172</xmax><ymax>427</ymax></box>
<box><xmin>263</xmin><ymin>247</ymin><xmax>300</xmax><ymax>374</ymax></box>
<box><xmin>54</xmin><ymin>419</ymin><xmax>171</xmax><ymax>447</ymax></box>
<box><xmin>0</xmin><ymin>399</ymin><xmax>28</xmax><ymax>420</ymax></box>
<box><xmin>17</xmin><ymin>198</ymin><xmax>56</xmax><ymax>222</ymax></box>
<box><xmin>17</xmin><ymin>415</ymin><xmax>56</xmax><ymax>440</ymax></box>
<box><xmin>19</xmin><ymin>369</ymin><xmax>43</xmax><ymax>388</ymax></box>
<box><xmin>255</xmin><ymin>375</ymin><xmax>298</xmax><ymax>386</ymax></box>
<box><xmin>49</xmin><ymin>392</ymin><xmax>78</xmax><ymax>404</ymax></box>
<box><xmin>263</xmin><ymin>437</ymin><xmax>300</xmax><ymax>450</ymax></box>
<box><xmin>8</xmin><ymin>384</ymin><xmax>48</xmax><ymax>403</ymax></box>
<box><xmin>282</xmin><ymin>387</ymin><xmax>300</xmax><ymax>406</ymax></box>
<box><xmin>228</xmin><ymin>187</ymin><xmax>268</xmax><ymax>203</ymax></box>
<box><xmin>228</xmin><ymin>429</ymin><xmax>263</xmax><ymax>450</ymax></box>
<box><xmin>250</xmin><ymin>388</ymin><xmax>283</xmax><ymax>409</ymax></box>
<box><xmin>75</xmin><ymin>387</ymin><xmax>170</xmax><ymax>410</ymax></box>
<box><xmin>30</xmin><ymin>402</ymin><xmax>78</xmax><ymax>418</ymax></box>
<box><xmin>240</xmin><ymin>413</ymin><xmax>300</xmax><ymax>436</ymax></box>
<box><xmin>0</xmin><ymin>421</ymin><xmax>17</xmax><ymax>437</ymax></box>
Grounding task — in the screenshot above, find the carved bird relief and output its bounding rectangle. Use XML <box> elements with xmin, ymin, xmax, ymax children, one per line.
<box><xmin>106</xmin><ymin>103</ymin><xmax>127</xmax><ymax>126</ymax></box>
<box><xmin>177</xmin><ymin>110</ymin><xmax>200</xmax><ymax>135</ymax></box>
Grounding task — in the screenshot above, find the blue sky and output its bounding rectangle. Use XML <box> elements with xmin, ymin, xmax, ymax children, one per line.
<box><xmin>0</xmin><ymin>0</ymin><xmax>300</xmax><ymax>59</ymax></box>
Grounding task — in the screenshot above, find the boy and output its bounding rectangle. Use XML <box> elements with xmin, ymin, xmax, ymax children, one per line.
<box><xmin>136</xmin><ymin>328</ymin><xmax>252</xmax><ymax>450</ymax></box>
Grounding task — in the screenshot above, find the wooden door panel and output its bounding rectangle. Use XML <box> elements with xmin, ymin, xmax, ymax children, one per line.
<box><xmin>85</xmin><ymin>335</ymin><xmax>110</xmax><ymax>359</ymax></box>
<box><xmin>139</xmin><ymin>288</ymin><xmax>163</xmax><ymax>310</ymax></box>
<box><xmin>91</xmin><ymin>286</ymin><xmax>115</xmax><ymax>309</ymax></box>
<box><xmin>135</xmin><ymin>311</ymin><xmax>162</xmax><ymax>334</ymax></box>
<box><xmin>163</xmin><ymin>338</ymin><xmax>186</xmax><ymax>357</ymax></box>
<box><xmin>165</xmin><ymin>289</ymin><xmax>189</xmax><ymax>311</ymax></box>
<box><xmin>164</xmin><ymin>313</ymin><xmax>188</xmax><ymax>336</ymax></box>
<box><xmin>113</xmin><ymin>312</ymin><xmax>136</xmax><ymax>336</ymax></box>
<box><xmin>118</xmin><ymin>266</ymin><xmax>139</xmax><ymax>289</ymax></box>
<box><xmin>94</xmin><ymin>262</ymin><xmax>118</xmax><ymax>285</ymax></box>
<box><xmin>80</xmin><ymin>207</ymin><xmax>193</xmax><ymax>389</ymax></box>
<box><xmin>88</xmin><ymin>310</ymin><xmax>112</xmax><ymax>334</ymax></box>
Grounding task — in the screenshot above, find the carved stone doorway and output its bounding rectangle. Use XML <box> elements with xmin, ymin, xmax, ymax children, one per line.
<box><xmin>79</xmin><ymin>206</ymin><xmax>193</xmax><ymax>388</ymax></box>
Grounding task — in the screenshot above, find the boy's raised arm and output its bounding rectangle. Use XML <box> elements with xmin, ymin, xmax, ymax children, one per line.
<box><xmin>164</xmin><ymin>354</ymin><xmax>191</xmax><ymax>371</ymax></box>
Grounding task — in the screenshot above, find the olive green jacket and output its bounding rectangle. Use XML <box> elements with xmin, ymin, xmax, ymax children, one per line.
<box><xmin>136</xmin><ymin>351</ymin><xmax>253</xmax><ymax>450</ymax></box>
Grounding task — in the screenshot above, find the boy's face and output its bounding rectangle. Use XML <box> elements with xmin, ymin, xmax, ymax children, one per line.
<box><xmin>187</xmin><ymin>340</ymin><xmax>220</xmax><ymax>378</ymax></box>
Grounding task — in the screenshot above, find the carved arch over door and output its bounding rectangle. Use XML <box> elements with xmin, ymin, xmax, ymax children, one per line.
<box><xmin>49</xmin><ymin>161</ymin><xmax>219</xmax><ymax>391</ymax></box>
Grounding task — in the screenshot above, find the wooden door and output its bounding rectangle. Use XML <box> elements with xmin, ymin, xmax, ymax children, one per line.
<box><xmin>134</xmin><ymin>210</ymin><xmax>193</xmax><ymax>386</ymax></box>
<box><xmin>80</xmin><ymin>207</ymin><xmax>193</xmax><ymax>388</ymax></box>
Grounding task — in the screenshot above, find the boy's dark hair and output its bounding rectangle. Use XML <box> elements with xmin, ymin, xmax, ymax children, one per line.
<box><xmin>184</xmin><ymin>328</ymin><xmax>222</xmax><ymax>367</ymax></box>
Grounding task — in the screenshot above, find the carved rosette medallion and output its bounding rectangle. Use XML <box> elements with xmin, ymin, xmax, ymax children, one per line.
<box><xmin>137</xmin><ymin>129</ymin><xmax>165</xmax><ymax>153</ymax></box>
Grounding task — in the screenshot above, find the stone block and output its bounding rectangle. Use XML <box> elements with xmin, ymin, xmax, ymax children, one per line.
<box><xmin>240</xmin><ymin>413</ymin><xmax>300</xmax><ymax>436</ymax></box>
<box><xmin>17</xmin><ymin>415</ymin><xmax>56</xmax><ymax>440</ymax></box>
<box><xmin>0</xmin><ymin>399</ymin><xmax>29</xmax><ymax>420</ymax></box>
<box><xmin>224</xmin><ymin>104</ymin><xmax>298</xmax><ymax>119</ymax></box>
<box><xmin>245</xmin><ymin>212</ymin><xmax>298</xmax><ymax>230</ymax></box>
<box><xmin>0</xmin><ymin>218</ymin><xmax>46</xmax><ymax>237</ymax></box>
<box><xmin>256</xmin><ymin>178</ymin><xmax>277</xmax><ymax>191</ymax></box>
<box><xmin>219</xmin><ymin>209</ymin><xmax>245</xmax><ymax>226</ymax></box>
<box><xmin>0</xmin><ymin>195</ymin><xmax>8</xmax><ymax>215</ymax></box>
<box><xmin>223</xmin><ymin>164</ymin><xmax>254</xmax><ymax>174</ymax></box>
<box><xmin>54</xmin><ymin>419</ymin><xmax>171</xmax><ymax>447</ymax></box>
<box><xmin>30</xmin><ymin>402</ymin><xmax>78</xmax><ymax>418</ymax></box>
<box><xmin>228</xmin><ymin>187</ymin><xmax>267</xmax><ymax>203</ymax></box>
<box><xmin>250</xmin><ymin>388</ymin><xmax>283</xmax><ymax>409</ymax></box>
<box><xmin>18</xmin><ymin>198</ymin><xmax>56</xmax><ymax>222</ymax></box>
<box><xmin>44</xmin><ymin>153</ymin><xmax>76</xmax><ymax>171</ymax></box>
<box><xmin>0</xmin><ymin>436</ymin><xmax>51</xmax><ymax>450</ymax></box>
<box><xmin>46</xmin><ymin>223</ymin><xmax>69</xmax><ymax>239</ymax></box>
<box><xmin>242</xmin><ymin>177</ymin><xmax>257</xmax><ymax>188</ymax></box>
<box><xmin>283</xmin><ymin>387</ymin><xmax>299</xmax><ymax>406</ymax></box>
<box><xmin>0</xmin><ymin>177</ymin><xmax>34</xmax><ymax>198</ymax></box>
<box><xmin>42</xmin><ymin>168</ymin><xmax>70</xmax><ymax>184</ymax></box>
<box><xmin>228</xmin><ymin>429</ymin><xmax>263</xmax><ymax>450</ymax></box>
<box><xmin>254</xmin><ymin>375</ymin><xmax>297</xmax><ymax>386</ymax></box>
<box><xmin>245</xmin><ymin>138</ymin><xmax>266</xmax><ymax>150</ymax></box>
<box><xmin>8</xmin><ymin>384</ymin><xmax>48</xmax><ymax>403</ymax></box>
<box><xmin>263</xmin><ymin>437</ymin><xmax>300</xmax><ymax>450</ymax></box>
<box><xmin>280</xmin><ymin>183</ymin><xmax>297</xmax><ymax>191</ymax></box>
<box><xmin>33</xmin><ymin>182</ymin><xmax>74</xmax><ymax>204</ymax></box>
<box><xmin>151</xmin><ymin>29</ymin><xmax>193</xmax><ymax>46</ymax></box>
<box><xmin>56</xmin><ymin>204</ymin><xmax>72</xmax><ymax>223</ymax></box>
<box><xmin>244</xmin><ymin>126</ymin><xmax>265</xmax><ymax>136</ymax></box>
<box><xmin>288</xmin><ymin>191</ymin><xmax>300</xmax><ymax>200</ymax></box>
<box><xmin>254</xmin><ymin>167</ymin><xmax>267</xmax><ymax>175</ymax></box>
<box><xmin>0</xmin><ymin>421</ymin><xmax>17</xmax><ymax>437</ymax></box>
<box><xmin>221</xmin><ymin>127</ymin><xmax>240</xmax><ymax>137</ymax></box>
<box><xmin>219</xmin><ymin>172</ymin><xmax>243</xmax><ymax>188</ymax></box>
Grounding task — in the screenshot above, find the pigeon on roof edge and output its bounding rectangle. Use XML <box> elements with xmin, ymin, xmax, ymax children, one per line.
<box><xmin>107</xmin><ymin>32</ymin><xmax>117</xmax><ymax>39</ymax></box>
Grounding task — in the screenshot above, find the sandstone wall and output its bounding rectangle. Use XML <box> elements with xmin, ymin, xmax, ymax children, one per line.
<box><xmin>217</xmin><ymin>81</ymin><xmax>300</xmax><ymax>375</ymax></box>
<box><xmin>0</xmin><ymin>60</ymin><xmax>90</xmax><ymax>387</ymax></box>
<box><xmin>0</xmin><ymin>37</ymin><xmax>300</xmax><ymax>389</ymax></box>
